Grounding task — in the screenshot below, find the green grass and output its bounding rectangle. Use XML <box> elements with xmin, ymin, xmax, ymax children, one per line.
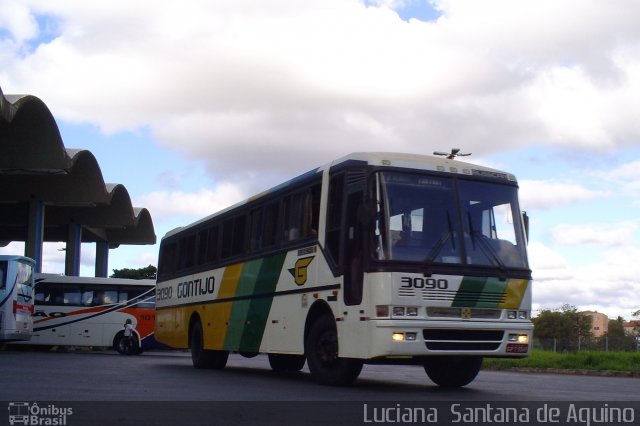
<box><xmin>483</xmin><ymin>350</ymin><xmax>640</xmax><ymax>373</ymax></box>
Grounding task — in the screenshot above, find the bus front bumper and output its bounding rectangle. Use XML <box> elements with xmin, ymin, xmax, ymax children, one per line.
<box><xmin>362</xmin><ymin>319</ymin><xmax>534</xmax><ymax>359</ymax></box>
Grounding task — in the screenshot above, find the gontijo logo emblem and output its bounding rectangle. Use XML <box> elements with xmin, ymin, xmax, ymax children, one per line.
<box><xmin>7</xmin><ymin>402</ymin><xmax>73</xmax><ymax>425</ymax></box>
<box><xmin>288</xmin><ymin>256</ymin><xmax>314</xmax><ymax>286</ymax></box>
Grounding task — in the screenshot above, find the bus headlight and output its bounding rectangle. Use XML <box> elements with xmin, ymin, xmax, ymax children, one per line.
<box><xmin>406</xmin><ymin>307</ymin><xmax>418</xmax><ymax>316</ymax></box>
<box><xmin>392</xmin><ymin>332</ymin><xmax>417</xmax><ymax>342</ymax></box>
<box><xmin>508</xmin><ymin>334</ymin><xmax>529</xmax><ymax>344</ymax></box>
<box><xmin>508</xmin><ymin>310</ymin><xmax>529</xmax><ymax>320</ymax></box>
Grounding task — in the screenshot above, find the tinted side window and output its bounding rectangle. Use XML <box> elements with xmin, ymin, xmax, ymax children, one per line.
<box><xmin>262</xmin><ymin>202</ymin><xmax>280</xmax><ymax>248</ymax></box>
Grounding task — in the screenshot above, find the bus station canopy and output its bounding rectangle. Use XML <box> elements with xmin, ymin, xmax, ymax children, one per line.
<box><xmin>0</xmin><ymin>86</ymin><xmax>156</xmax><ymax>276</ymax></box>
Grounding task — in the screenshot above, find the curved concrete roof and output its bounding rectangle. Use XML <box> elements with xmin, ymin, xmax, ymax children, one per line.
<box><xmin>0</xmin><ymin>86</ymin><xmax>156</xmax><ymax>247</ymax></box>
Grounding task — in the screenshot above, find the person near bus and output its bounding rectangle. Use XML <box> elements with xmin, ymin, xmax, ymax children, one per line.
<box><xmin>123</xmin><ymin>319</ymin><xmax>135</xmax><ymax>354</ymax></box>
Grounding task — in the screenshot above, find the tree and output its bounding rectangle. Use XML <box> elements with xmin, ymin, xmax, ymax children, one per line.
<box><xmin>605</xmin><ymin>316</ymin><xmax>637</xmax><ymax>351</ymax></box>
<box><xmin>532</xmin><ymin>304</ymin><xmax>592</xmax><ymax>352</ymax></box>
<box><xmin>110</xmin><ymin>265</ymin><xmax>157</xmax><ymax>280</ymax></box>
<box><xmin>607</xmin><ymin>316</ymin><xmax>626</xmax><ymax>338</ymax></box>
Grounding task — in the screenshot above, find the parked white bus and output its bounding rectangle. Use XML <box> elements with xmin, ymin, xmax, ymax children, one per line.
<box><xmin>0</xmin><ymin>255</ymin><xmax>35</xmax><ymax>342</ymax></box>
<box><xmin>155</xmin><ymin>152</ymin><xmax>533</xmax><ymax>386</ymax></box>
<box><xmin>24</xmin><ymin>274</ymin><xmax>158</xmax><ymax>354</ymax></box>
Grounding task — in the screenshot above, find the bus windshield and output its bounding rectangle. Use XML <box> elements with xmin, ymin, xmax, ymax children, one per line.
<box><xmin>373</xmin><ymin>171</ymin><xmax>529</xmax><ymax>271</ymax></box>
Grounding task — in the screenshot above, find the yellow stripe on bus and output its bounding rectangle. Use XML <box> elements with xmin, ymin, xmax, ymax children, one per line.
<box><xmin>204</xmin><ymin>263</ymin><xmax>243</xmax><ymax>349</ymax></box>
<box><xmin>498</xmin><ymin>279</ymin><xmax>528</xmax><ymax>309</ymax></box>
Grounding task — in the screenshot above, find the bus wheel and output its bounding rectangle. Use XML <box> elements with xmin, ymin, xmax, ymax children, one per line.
<box><xmin>423</xmin><ymin>356</ymin><xmax>483</xmax><ymax>387</ymax></box>
<box><xmin>305</xmin><ymin>314</ymin><xmax>362</xmax><ymax>386</ymax></box>
<box><xmin>268</xmin><ymin>353</ymin><xmax>306</xmax><ymax>372</ymax></box>
<box><xmin>115</xmin><ymin>335</ymin><xmax>125</xmax><ymax>355</ymax></box>
<box><xmin>115</xmin><ymin>334</ymin><xmax>140</xmax><ymax>355</ymax></box>
<box><xmin>190</xmin><ymin>321</ymin><xmax>228</xmax><ymax>369</ymax></box>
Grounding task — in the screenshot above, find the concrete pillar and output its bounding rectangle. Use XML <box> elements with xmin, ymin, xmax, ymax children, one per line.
<box><xmin>65</xmin><ymin>223</ymin><xmax>82</xmax><ymax>276</ymax></box>
<box><xmin>26</xmin><ymin>200</ymin><xmax>45</xmax><ymax>273</ymax></box>
<box><xmin>95</xmin><ymin>240</ymin><xmax>109</xmax><ymax>278</ymax></box>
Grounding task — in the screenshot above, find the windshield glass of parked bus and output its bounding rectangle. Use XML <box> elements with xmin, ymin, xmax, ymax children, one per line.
<box><xmin>373</xmin><ymin>172</ymin><xmax>528</xmax><ymax>270</ymax></box>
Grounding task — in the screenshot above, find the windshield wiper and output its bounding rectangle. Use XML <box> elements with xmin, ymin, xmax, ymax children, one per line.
<box><xmin>467</xmin><ymin>213</ymin><xmax>508</xmax><ymax>280</ymax></box>
<box><xmin>423</xmin><ymin>213</ymin><xmax>455</xmax><ymax>277</ymax></box>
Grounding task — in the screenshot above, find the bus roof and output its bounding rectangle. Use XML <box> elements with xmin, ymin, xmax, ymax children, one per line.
<box><xmin>0</xmin><ymin>255</ymin><xmax>36</xmax><ymax>265</ymax></box>
<box><xmin>332</xmin><ymin>152</ymin><xmax>511</xmax><ymax>176</ymax></box>
<box><xmin>34</xmin><ymin>274</ymin><xmax>155</xmax><ymax>287</ymax></box>
<box><xmin>163</xmin><ymin>152</ymin><xmax>516</xmax><ymax>240</ymax></box>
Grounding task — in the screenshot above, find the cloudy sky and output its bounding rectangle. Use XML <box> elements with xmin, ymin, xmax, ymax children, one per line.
<box><xmin>1</xmin><ymin>0</ymin><xmax>640</xmax><ymax>320</ymax></box>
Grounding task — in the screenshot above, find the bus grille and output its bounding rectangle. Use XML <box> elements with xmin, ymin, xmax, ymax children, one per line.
<box><xmin>398</xmin><ymin>288</ymin><xmax>506</xmax><ymax>305</ymax></box>
<box><xmin>423</xmin><ymin>329</ymin><xmax>504</xmax><ymax>351</ymax></box>
<box><xmin>426</xmin><ymin>307</ymin><xmax>501</xmax><ymax>319</ymax></box>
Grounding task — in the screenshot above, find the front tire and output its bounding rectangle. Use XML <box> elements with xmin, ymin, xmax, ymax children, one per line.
<box><xmin>305</xmin><ymin>314</ymin><xmax>362</xmax><ymax>386</ymax></box>
<box><xmin>424</xmin><ymin>356</ymin><xmax>483</xmax><ymax>387</ymax></box>
<box><xmin>190</xmin><ymin>320</ymin><xmax>228</xmax><ymax>369</ymax></box>
<box><xmin>268</xmin><ymin>353</ymin><xmax>306</xmax><ymax>372</ymax></box>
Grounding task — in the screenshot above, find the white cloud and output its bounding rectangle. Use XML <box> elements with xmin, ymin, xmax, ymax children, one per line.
<box><xmin>518</xmin><ymin>179</ymin><xmax>605</xmax><ymax>210</ymax></box>
<box><xmin>0</xmin><ymin>0</ymin><xmax>39</xmax><ymax>44</ymax></box>
<box><xmin>551</xmin><ymin>221</ymin><xmax>639</xmax><ymax>247</ymax></box>
<box><xmin>1</xmin><ymin>0</ymin><xmax>640</xmax><ymax>181</ymax></box>
<box><xmin>528</xmin><ymin>242</ymin><xmax>573</xmax><ymax>282</ymax></box>
<box><xmin>529</xmin><ymin>241</ymin><xmax>640</xmax><ymax>320</ymax></box>
<box><xmin>135</xmin><ymin>183</ymin><xmax>247</xmax><ymax>221</ymax></box>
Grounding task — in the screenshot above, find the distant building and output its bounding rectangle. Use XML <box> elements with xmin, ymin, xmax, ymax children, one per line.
<box><xmin>623</xmin><ymin>320</ymin><xmax>640</xmax><ymax>336</ymax></box>
<box><xmin>580</xmin><ymin>311</ymin><xmax>609</xmax><ymax>337</ymax></box>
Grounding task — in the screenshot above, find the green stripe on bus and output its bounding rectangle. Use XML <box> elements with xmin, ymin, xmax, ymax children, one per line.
<box><xmin>238</xmin><ymin>253</ymin><xmax>287</xmax><ymax>352</ymax></box>
<box><xmin>452</xmin><ymin>277</ymin><xmax>507</xmax><ymax>308</ymax></box>
<box><xmin>452</xmin><ymin>277</ymin><xmax>486</xmax><ymax>307</ymax></box>
<box><xmin>224</xmin><ymin>259</ymin><xmax>262</xmax><ymax>351</ymax></box>
<box><xmin>477</xmin><ymin>278</ymin><xmax>507</xmax><ymax>308</ymax></box>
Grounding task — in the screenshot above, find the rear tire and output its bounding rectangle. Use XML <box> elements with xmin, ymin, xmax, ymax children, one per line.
<box><xmin>115</xmin><ymin>333</ymin><xmax>139</xmax><ymax>355</ymax></box>
<box><xmin>305</xmin><ymin>314</ymin><xmax>362</xmax><ymax>386</ymax></box>
<box><xmin>190</xmin><ymin>320</ymin><xmax>228</xmax><ymax>369</ymax></box>
<box><xmin>423</xmin><ymin>356</ymin><xmax>483</xmax><ymax>387</ymax></box>
<box><xmin>268</xmin><ymin>353</ymin><xmax>306</xmax><ymax>372</ymax></box>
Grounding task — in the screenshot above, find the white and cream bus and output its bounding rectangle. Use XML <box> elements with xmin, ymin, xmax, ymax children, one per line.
<box><xmin>26</xmin><ymin>274</ymin><xmax>158</xmax><ymax>354</ymax></box>
<box><xmin>155</xmin><ymin>152</ymin><xmax>533</xmax><ymax>386</ymax></box>
<box><xmin>0</xmin><ymin>255</ymin><xmax>35</xmax><ymax>342</ymax></box>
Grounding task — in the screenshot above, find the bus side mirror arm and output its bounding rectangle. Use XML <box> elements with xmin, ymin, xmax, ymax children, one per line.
<box><xmin>522</xmin><ymin>211</ymin><xmax>530</xmax><ymax>244</ymax></box>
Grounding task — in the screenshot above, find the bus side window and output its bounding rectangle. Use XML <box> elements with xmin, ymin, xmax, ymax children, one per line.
<box><xmin>63</xmin><ymin>287</ymin><xmax>81</xmax><ymax>306</ymax></box>
<box><xmin>231</xmin><ymin>215</ymin><xmax>247</xmax><ymax>256</ymax></box>
<box><xmin>249</xmin><ymin>207</ymin><xmax>263</xmax><ymax>251</ymax></box>
<box><xmin>206</xmin><ymin>226</ymin><xmax>220</xmax><ymax>263</ymax></box>
<box><xmin>103</xmin><ymin>290</ymin><xmax>118</xmax><ymax>305</ymax></box>
<box><xmin>118</xmin><ymin>289</ymin><xmax>129</xmax><ymax>303</ymax></box>
<box><xmin>158</xmin><ymin>241</ymin><xmax>177</xmax><ymax>279</ymax></box>
<box><xmin>283</xmin><ymin>195</ymin><xmax>295</xmax><ymax>241</ymax></box>
<box><xmin>196</xmin><ymin>229</ymin><xmax>208</xmax><ymax>265</ymax></box>
<box><xmin>178</xmin><ymin>234</ymin><xmax>196</xmax><ymax>271</ymax></box>
<box><xmin>221</xmin><ymin>219</ymin><xmax>233</xmax><ymax>259</ymax></box>
<box><xmin>262</xmin><ymin>202</ymin><xmax>280</xmax><ymax>248</ymax></box>
<box><xmin>35</xmin><ymin>284</ymin><xmax>49</xmax><ymax>303</ymax></box>
<box><xmin>81</xmin><ymin>289</ymin><xmax>94</xmax><ymax>306</ymax></box>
